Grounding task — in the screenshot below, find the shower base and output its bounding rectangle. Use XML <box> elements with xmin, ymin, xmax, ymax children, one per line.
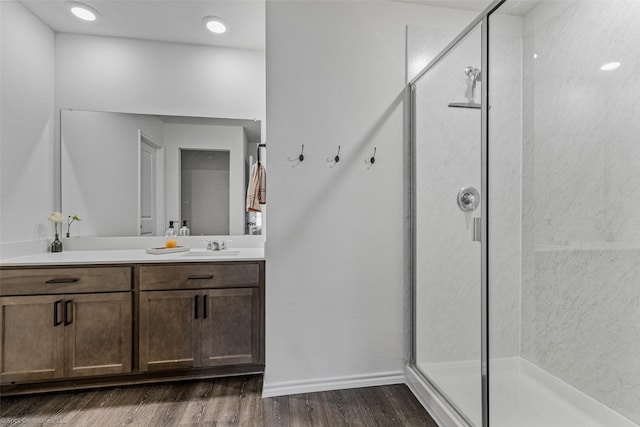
<box><xmin>408</xmin><ymin>357</ymin><xmax>637</xmax><ymax>427</ymax></box>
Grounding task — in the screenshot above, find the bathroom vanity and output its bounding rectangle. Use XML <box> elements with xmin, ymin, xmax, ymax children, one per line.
<box><xmin>0</xmin><ymin>250</ymin><xmax>264</xmax><ymax>395</ymax></box>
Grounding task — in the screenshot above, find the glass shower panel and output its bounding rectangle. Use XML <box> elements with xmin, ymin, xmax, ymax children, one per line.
<box><xmin>489</xmin><ymin>1</ymin><xmax>640</xmax><ymax>426</ymax></box>
<box><xmin>413</xmin><ymin>23</ymin><xmax>483</xmax><ymax>426</ymax></box>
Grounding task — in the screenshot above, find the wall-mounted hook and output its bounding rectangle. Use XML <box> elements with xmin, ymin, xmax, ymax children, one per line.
<box><xmin>299</xmin><ymin>144</ymin><xmax>305</xmax><ymax>162</ymax></box>
<box><xmin>369</xmin><ymin>147</ymin><xmax>377</xmax><ymax>165</ymax></box>
<box><xmin>334</xmin><ymin>146</ymin><xmax>341</xmax><ymax>163</ymax></box>
<box><xmin>257</xmin><ymin>143</ymin><xmax>266</xmax><ymax>164</ymax></box>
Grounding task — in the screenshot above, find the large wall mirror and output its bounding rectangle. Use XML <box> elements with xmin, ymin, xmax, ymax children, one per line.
<box><xmin>61</xmin><ymin>109</ymin><xmax>263</xmax><ymax>236</ymax></box>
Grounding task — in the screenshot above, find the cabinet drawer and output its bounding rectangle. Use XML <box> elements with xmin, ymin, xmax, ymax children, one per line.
<box><xmin>139</xmin><ymin>262</ymin><xmax>260</xmax><ymax>291</ymax></box>
<box><xmin>0</xmin><ymin>266</ymin><xmax>132</xmax><ymax>296</ymax></box>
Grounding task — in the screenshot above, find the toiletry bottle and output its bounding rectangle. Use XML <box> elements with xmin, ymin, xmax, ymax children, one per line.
<box><xmin>179</xmin><ymin>220</ymin><xmax>190</xmax><ymax>236</ymax></box>
<box><xmin>165</xmin><ymin>221</ymin><xmax>177</xmax><ymax>248</ymax></box>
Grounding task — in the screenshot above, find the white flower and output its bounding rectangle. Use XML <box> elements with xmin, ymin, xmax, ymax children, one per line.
<box><xmin>48</xmin><ymin>212</ymin><xmax>63</xmax><ymax>223</ymax></box>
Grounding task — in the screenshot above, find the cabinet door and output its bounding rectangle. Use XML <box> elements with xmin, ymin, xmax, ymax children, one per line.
<box><xmin>201</xmin><ymin>288</ymin><xmax>260</xmax><ymax>367</ymax></box>
<box><xmin>139</xmin><ymin>290</ymin><xmax>201</xmax><ymax>371</ymax></box>
<box><xmin>64</xmin><ymin>292</ymin><xmax>132</xmax><ymax>377</ymax></box>
<box><xmin>0</xmin><ymin>296</ymin><xmax>64</xmax><ymax>383</ymax></box>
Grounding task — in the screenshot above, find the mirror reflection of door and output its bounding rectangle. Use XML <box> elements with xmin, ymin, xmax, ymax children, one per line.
<box><xmin>181</xmin><ymin>149</ymin><xmax>230</xmax><ymax>235</ymax></box>
<box><xmin>139</xmin><ymin>137</ymin><xmax>157</xmax><ymax>236</ymax></box>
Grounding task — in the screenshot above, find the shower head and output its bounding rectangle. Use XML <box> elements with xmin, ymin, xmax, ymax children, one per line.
<box><xmin>449</xmin><ymin>65</ymin><xmax>482</xmax><ymax>109</ymax></box>
<box><xmin>465</xmin><ymin>66</ymin><xmax>482</xmax><ymax>82</ymax></box>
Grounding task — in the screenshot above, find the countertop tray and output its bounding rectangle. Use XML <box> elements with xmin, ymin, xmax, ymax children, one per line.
<box><xmin>145</xmin><ymin>246</ymin><xmax>191</xmax><ymax>255</ymax></box>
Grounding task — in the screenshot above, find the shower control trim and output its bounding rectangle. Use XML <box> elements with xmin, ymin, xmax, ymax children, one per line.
<box><xmin>457</xmin><ymin>186</ymin><xmax>480</xmax><ymax>212</ymax></box>
<box><xmin>473</xmin><ymin>217</ymin><xmax>482</xmax><ymax>242</ymax></box>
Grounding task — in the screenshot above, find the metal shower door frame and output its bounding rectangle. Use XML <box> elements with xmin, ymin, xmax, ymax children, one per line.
<box><xmin>408</xmin><ymin>1</ymin><xmax>506</xmax><ymax>425</ymax></box>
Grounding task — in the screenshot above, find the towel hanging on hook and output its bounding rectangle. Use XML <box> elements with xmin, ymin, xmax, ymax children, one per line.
<box><xmin>247</xmin><ymin>145</ymin><xmax>267</xmax><ymax>212</ymax></box>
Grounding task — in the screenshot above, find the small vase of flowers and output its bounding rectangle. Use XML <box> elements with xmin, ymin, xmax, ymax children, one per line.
<box><xmin>66</xmin><ymin>214</ymin><xmax>81</xmax><ymax>238</ymax></box>
<box><xmin>48</xmin><ymin>212</ymin><xmax>63</xmax><ymax>252</ymax></box>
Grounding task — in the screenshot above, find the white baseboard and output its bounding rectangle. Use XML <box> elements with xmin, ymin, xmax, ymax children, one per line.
<box><xmin>404</xmin><ymin>364</ymin><xmax>467</xmax><ymax>427</ymax></box>
<box><xmin>262</xmin><ymin>370</ymin><xmax>404</xmax><ymax>398</ymax></box>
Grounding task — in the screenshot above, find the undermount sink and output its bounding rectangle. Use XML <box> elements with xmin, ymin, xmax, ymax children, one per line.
<box><xmin>181</xmin><ymin>250</ymin><xmax>240</xmax><ymax>257</ymax></box>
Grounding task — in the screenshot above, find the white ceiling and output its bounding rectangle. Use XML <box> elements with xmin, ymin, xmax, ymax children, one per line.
<box><xmin>395</xmin><ymin>0</ymin><xmax>538</xmax><ymax>16</ymax></box>
<box><xmin>19</xmin><ymin>0</ymin><xmax>536</xmax><ymax>53</ymax></box>
<box><xmin>18</xmin><ymin>0</ymin><xmax>265</xmax><ymax>51</ymax></box>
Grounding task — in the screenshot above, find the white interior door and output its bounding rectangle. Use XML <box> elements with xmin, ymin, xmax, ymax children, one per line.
<box><xmin>140</xmin><ymin>140</ymin><xmax>156</xmax><ymax>235</ymax></box>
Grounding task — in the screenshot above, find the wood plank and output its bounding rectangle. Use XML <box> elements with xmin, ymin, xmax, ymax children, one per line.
<box><xmin>0</xmin><ymin>393</ymin><xmax>74</xmax><ymax>426</ymax></box>
<box><xmin>287</xmin><ymin>393</ymin><xmax>313</xmax><ymax>427</ymax></box>
<box><xmin>209</xmin><ymin>376</ymin><xmax>244</xmax><ymax>425</ymax></box>
<box><xmin>68</xmin><ymin>386</ymin><xmax>142</xmax><ymax>426</ymax></box>
<box><xmin>176</xmin><ymin>381</ymin><xmax>215</xmax><ymax>425</ymax></box>
<box><xmin>147</xmin><ymin>382</ymin><xmax>191</xmax><ymax>427</ymax></box>
<box><xmin>238</xmin><ymin>375</ymin><xmax>262</xmax><ymax>426</ymax></box>
<box><xmin>111</xmin><ymin>384</ymin><xmax>175</xmax><ymax>426</ymax></box>
<box><xmin>355</xmin><ymin>385</ymin><xmax>406</xmax><ymax>426</ymax></box>
<box><xmin>54</xmin><ymin>389</ymin><xmax>116</xmax><ymax>426</ymax></box>
<box><xmin>0</xmin><ymin>375</ymin><xmax>438</xmax><ymax>426</ymax></box>
<box><xmin>322</xmin><ymin>387</ymin><xmax>373</xmax><ymax>427</ymax></box>
<box><xmin>382</xmin><ymin>384</ymin><xmax>439</xmax><ymax>427</ymax></box>
<box><xmin>262</xmin><ymin>395</ymin><xmax>290</xmax><ymax>427</ymax></box>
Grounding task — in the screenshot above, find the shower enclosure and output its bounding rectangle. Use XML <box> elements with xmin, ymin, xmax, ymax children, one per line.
<box><xmin>408</xmin><ymin>1</ymin><xmax>640</xmax><ymax>426</ymax></box>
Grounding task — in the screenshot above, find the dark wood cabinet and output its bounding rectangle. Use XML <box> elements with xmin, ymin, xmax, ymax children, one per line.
<box><xmin>138</xmin><ymin>290</ymin><xmax>200</xmax><ymax>371</ymax></box>
<box><xmin>0</xmin><ymin>260</ymin><xmax>264</xmax><ymax>395</ymax></box>
<box><xmin>201</xmin><ymin>288</ymin><xmax>260</xmax><ymax>367</ymax></box>
<box><xmin>138</xmin><ymin>262</ymin><xmax>264</xmax><ymax>373</ymax></box>
<box><xmin>63</xmin><ymin>292</ymin><xmax>132</xmax><ymax>378</ymax></box>
<box><xmin>0</xmin><ymin>295</ymin><xmax>64</xmax><ymax>383</ymax></box>
<box><xmin>0</xmin><ymin>290</ymin><xmax>132</xmax><ymax>384</ymax></box>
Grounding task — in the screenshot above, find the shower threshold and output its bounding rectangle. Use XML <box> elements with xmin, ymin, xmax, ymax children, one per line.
<box><xmin>415</xmin><ymin>357</ymin><xmax>637</xmax><ymax>427</ymax></box>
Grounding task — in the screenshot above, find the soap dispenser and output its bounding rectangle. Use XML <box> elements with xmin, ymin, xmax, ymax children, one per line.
<box><xmin>179</xmin><ymin>220</ymin><xmax>190</xmax><ymax>236</ymax></box>
<box><xmin>165</xmin><ymin>221</ymin><xmax>177</xmax><ymax>248</ymax></box>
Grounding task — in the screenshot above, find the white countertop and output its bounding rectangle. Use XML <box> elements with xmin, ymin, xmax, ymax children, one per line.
<box><xmin>0</xmin><ymin>248</ymin><xmax>264</xmax><ymax>267</ymax></box>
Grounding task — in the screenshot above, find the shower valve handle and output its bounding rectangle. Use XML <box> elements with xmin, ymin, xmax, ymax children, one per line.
<box><xmin>457</xmin><ymin>186</ymin><xmax>480</xmax><ymax>212</ymax></box>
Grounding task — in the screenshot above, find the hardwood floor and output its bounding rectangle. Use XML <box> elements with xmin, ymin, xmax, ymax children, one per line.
<box><xmin>0</xmin><ymin>375</ymin><xmax>437</xmax><ymax>426</ymax></box>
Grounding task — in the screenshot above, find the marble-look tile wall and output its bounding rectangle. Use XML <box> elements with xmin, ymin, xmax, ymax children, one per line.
<box><xmin>523</xmin><ymin>1</ymin><xmax>640</xmax><ymax>247</ymax></box>
<box><xmin>488</xmin><ymin>19</ymin><xmax>523</xmax><ymax>361</ymax></box>
<box><xmin>412</xmin><ymin>24</ymin><xmax>483</xmax><ymax>365</ymax></box>
<box><xmin>527</xmin><ymin>249</ymin><xmax>640</xmax><ymax>423</ymax></box>
<box><xmin>520</xmin><ymin>1</ymin><xmax>640</xmax><ymax>423</ymax></box>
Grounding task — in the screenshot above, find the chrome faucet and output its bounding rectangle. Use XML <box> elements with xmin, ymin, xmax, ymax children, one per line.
<box><xmin>205</xmin><ymin>240</ymin><xmax>220</xmax><ymax>251</ymax></box>
<box><xmin>204</xmin><ymin>239</ymin><xmax>230</xmax><ymax>251</ymax></box>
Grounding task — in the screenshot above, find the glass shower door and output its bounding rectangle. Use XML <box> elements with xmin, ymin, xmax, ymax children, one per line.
<box><xmin>413</xmin><ymin>23</ymin><xmax>483</xmax><ymax>426</ymax></box>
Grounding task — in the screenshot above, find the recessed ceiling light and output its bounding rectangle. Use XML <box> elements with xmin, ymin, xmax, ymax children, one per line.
<box><xmin>67</xmin><ymin>2</ymin><xmax>99</xmax><ymax>21</ymax></box>
<box><xmin>600</xmin><ymin>62</ymin><xmax>620</xmax><ymax>71</ymax></box>
<box><xmin>203</xmin><ymin>16</ymin><xmax>227</xmax><ymax>34</ymax></box>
